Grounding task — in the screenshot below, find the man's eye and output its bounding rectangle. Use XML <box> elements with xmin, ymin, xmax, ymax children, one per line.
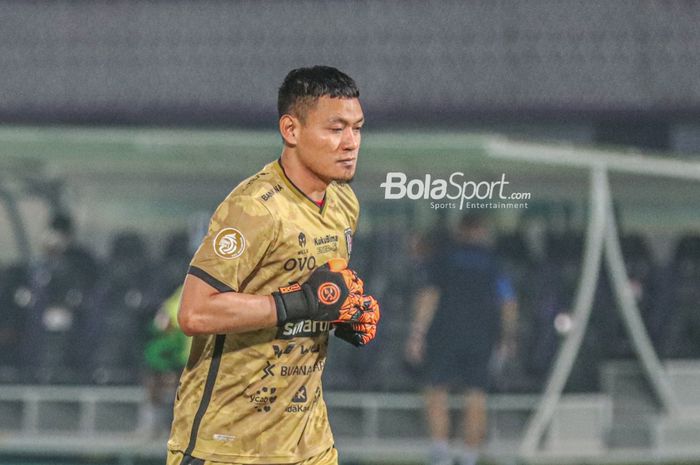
<box><xmin>353</xmin><ymin>127</ymin><xmax>362</xmax><ymax>133</ymax></box>
<box><xmin>331</xmin><ymin>128</ymin><xmax>343</xmax><ymax>133</ymax></box>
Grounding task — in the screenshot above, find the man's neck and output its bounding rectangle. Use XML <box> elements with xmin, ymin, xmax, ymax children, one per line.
<box><xmin>279</xmin><ymin>152</ymin><xmax>328</xmax><ymax>202</ymax></box>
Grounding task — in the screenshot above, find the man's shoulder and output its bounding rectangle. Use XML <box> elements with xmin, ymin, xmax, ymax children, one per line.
<box><xmin>210</xmin><ymin>162</ymin><xmax>284</xmax><ymax>223</ymax></box>
<box><xmin>230</xmin><ymin>161</ymin><xmax>283</xmax><ymax>201</ymax></box>
<box><xmin>226</xmin><ymin>162</ymin><xmax>290</xmax><ymax>206</ymax></box>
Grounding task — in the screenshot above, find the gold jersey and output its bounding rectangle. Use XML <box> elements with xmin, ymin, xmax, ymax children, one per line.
<box><xmin>168</xmin><ymin>160</ymin><xmax>359</xmax><ymax>464</ymax></box>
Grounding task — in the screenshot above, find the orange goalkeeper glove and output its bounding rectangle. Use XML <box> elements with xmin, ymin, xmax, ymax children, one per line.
<box><xmin>333</xmin><ymin>294</ymin><xmax>380</xmax><ymax>347</ymax></box>
<box><xmin>273</xmin><ymin>258</ymin><xmax>366</xmax><ymax>324</ymax></box>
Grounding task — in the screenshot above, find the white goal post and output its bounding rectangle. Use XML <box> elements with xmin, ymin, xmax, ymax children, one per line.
<box><xmin>486</xmin><ymin>138</ymin><xmax>700</xmax><ymax>457</ymax></box>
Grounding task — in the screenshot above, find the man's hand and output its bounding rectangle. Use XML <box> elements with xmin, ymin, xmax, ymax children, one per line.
<box><xmin>404</xmin><ymin>333</ymin><xmax>426</xmax><ymax>366</ymax></box>
<box><xmin>403</xmin><ymin>286</ymin><xmax>439</xmax><ymax>366</ymax></box>
<box><xmin>273</xmin><ymin>258</ymin><xmax>367</xmax><ymax>324</ymax></box>
<box><xmin>334</xmin><ymin>322</ymin><xmax>376</xmax><ymax>347</ymax></box>
<box><xmin>333</xmin><ymin>294</ymin><xmax>380</xmax><ymax>346</ymax></box>
<box><xmin>274</xmin><ymin>258</ymin><xmax>381</xmax><ymax>346</ymax></box>
<box><xmin>333</xmin><ymin>294</ymin><xmax>380</xmax><ymax>325</ymax></box>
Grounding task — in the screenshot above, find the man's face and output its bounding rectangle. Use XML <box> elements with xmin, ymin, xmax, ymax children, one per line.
<box><xmin>294</xmin><ymin>96</ymin><xmax>364</xmax><ymax>184</ymax></box>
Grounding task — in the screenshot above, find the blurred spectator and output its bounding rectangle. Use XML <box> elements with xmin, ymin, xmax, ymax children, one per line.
<box><xmin>493</xmin><ymin>229</ymin><xmax>537</xmax><ymax>392</ymax></box>
<box><xmin>83</xmin><ymin>231</ymin><xmax>154</xmax><ymax>384</ymax></box>
<box><xmin>405</xmin><ymin>213</ymin><xmax>517</xmax><ymax>465</ymax></box>
<box><xmin>138</xmin><ymin>220</ymin><xmax>205</xmax><ymax>431</ymax></box>
<box><xmin>594</xmin><ymin>234</ymin><xmax>659</xmax><ymax>360</ymax></box>
<box><xmin>44</xmin><ymin>213</ymin><xmax>98</xmax><ymax>286</ymax></box>
<box><xmin>658</xmin><ymin>234</ymin><xmax>700</xmax><ymax>358</ymax></box>
<box><xmin>20</xmin><ymin>213</ymin><xmax>98</xmax><ymax>383</ymax></box>
<box><xmin>0</xmin><ymin>262</ymin><xmax>30</xmax><ymax>382</ymax></box>
<box><xmin>142</xmin><ymin>286</ymin><xmax>189</xmax><ymax>437</ymax></box>
<box><xmin>152</xmin><ymin>231</ymin><xmax>192</xmax><ymax>303</ymax></box>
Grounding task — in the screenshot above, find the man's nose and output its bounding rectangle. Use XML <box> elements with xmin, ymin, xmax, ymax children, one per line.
<box><xmin>341</xmin><ymin>127</ymin><xmax>359</xmax><ymax>150</ymax></box>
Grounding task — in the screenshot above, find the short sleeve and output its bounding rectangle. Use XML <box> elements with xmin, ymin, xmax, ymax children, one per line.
<box><xmin>188</xmin><ymin>194</ymin><xmax>277</xmax><ymax>292</ymax></box>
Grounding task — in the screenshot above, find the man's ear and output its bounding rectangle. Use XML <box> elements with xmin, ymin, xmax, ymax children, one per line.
<box><xmin>279</xmin><ymin>114</ymin><xmax>300</xmax><ymax>146</ymax></box>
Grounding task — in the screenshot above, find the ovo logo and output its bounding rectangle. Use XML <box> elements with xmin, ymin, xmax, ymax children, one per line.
<box><xmin>317</xmin><ymin>282</ymin><xmax>341</xmax><ymax>305</ymax></box>
<box><xmin>214</xmin><ymin>228</ymin><xmax>246</xmax><ymax>259</ymax></box>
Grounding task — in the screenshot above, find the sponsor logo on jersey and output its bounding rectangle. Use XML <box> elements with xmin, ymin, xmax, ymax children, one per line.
<box><xmin>299</xmin><ymin>343</ymin><xmax>324</xmax><ymax>355</ymax></box>
<box><xmin>262</xmin><ymin>361</ymin><xmax>275</xmax><ymax>379</ymax></box>
<box><xmin>285</xmin><ymin>385</ymin><xmax>320</xmax><ymax>413</ymax></box>
<box><xmin>279</xmin><ymin>360</ymin><xmax>325</xmax><ymax>377</ymax></box>
<box><xmin>277</xmin><ymin>319</ymin><xmax>331</xmax><ymax>338</ymax></box>
<box><xmin>213</xmin><ymin>227</ymin><xmax>246</xmax><ymax>259</ymax></box>
<box><xmin>292</xmin><ymin>386</ymin><xmax>308</xmax><ymax>403</ymax></box>
<box><xmin>316</xmin><ymin>243</ymin><xmax>338</xmax><ymax>253</ymax></box>
<box><xmin>285</xmin><ymin>404</ymin><xmax>312</xmax><ymax>413</ymax></box>
<box><xmin>272</xmin><ymin>342</ymin><xmax>324</xmax><ymax>358</ymax></box>
<box><xmin>283</xmin><ymin>256</ymin><xmax>316</xmax><ymax>272</ymax></box>
<box><xmin>273</xmin><ymin>344</ymin><xmax>296</xmax><ymax>358</ymax></box>
<box><xmin>261</xmin><ymin>184</ymin><xmax>283</xmax><ymax>201</ymax></box>
<box><xmin>317</xmin><ymin>282</ymin><xmax>341</xmax><ymax>305</ymax></box>
<box><xmin>314</xmin><ymin>234</ymin><xmax>338</xmax><ymax>246</ymax></box>
<box><xmin>314</xmin><ymin>234</ymin><xmax>339</xmax><ymax>253</ymax></box>
<box><xmin>297</xmin><ymin>232</ymin><xmax>310</xmax><ymax>256</ymax></box>
<box><xmin>260</xmin><ymin>360</ymin><xmax>325</xmax><ymax>378</ymax></box>
<box><xmin>278</xmin><ymin>283</ymin><xmax>302</xmax><ymax>294</ymax></box>
<box><xmin>248</xmin><ymin>386</ymin><xmax>277</xmax><ymax>413</ymax></box>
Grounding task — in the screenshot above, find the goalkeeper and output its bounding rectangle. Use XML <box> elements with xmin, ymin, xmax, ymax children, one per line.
<box><xmin>167</xmin><ymin>66</ymin><xmax>380</xmax><ymax>465</ymax></box>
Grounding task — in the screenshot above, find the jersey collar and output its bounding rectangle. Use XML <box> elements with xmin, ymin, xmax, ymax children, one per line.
<box><xmin>274</xmin><ymin>159</ymin><xmax>328</xmax><ymax>215</ymax></box>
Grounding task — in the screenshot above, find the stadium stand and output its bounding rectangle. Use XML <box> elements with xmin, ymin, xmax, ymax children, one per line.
<box><xmin>83</xmin><ymin>231</ymin><xmax>155</xmax><ymax>385</ymax></box>
<box><xmin>2</xmin><ymin>0</ymin><xmax>700</xmax><ymax>135</ymax></box>
<box><xmin>659</xmin><ymin>235</ymin><xmax>700</xmax><ymax>358</ymax></box>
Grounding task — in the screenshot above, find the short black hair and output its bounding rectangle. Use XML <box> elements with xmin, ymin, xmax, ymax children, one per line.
<box><xmin>278</xmin><ymin>66</ymin><xmax>359</xmax><ymax>121</ymax></box>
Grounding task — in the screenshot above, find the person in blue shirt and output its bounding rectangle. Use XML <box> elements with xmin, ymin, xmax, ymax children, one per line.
<box><xmin>406</xmin><ymin>213</ymin><xmax>518</xmax><ymax>465</ymax></box>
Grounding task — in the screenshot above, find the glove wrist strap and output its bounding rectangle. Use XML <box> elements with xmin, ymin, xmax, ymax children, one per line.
<box><xmin>273</xmin><ymin>283</ymin><xmax>315</xmax><ymax>325</ymax></box>
<box><xmin>273</xmin><ymin>292</ymin><xmax>289</xmax><ymax>324</ymax></box>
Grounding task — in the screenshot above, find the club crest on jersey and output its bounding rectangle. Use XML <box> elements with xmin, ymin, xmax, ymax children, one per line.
<box><xmin>214</xmin><ymin>227</ymin><xmax>246</xmax><ymax>259</ymax></box>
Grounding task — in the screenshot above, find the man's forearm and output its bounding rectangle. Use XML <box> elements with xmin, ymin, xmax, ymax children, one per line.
<box><xmin>410</xmin><ymin>286</ymin><xmax>440</xmax><ymax>338</ymax></box>
<box><xmin>178</xmin><ymin>274</ymin><xmax>277</xmax><ymax>336</ymax></box>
